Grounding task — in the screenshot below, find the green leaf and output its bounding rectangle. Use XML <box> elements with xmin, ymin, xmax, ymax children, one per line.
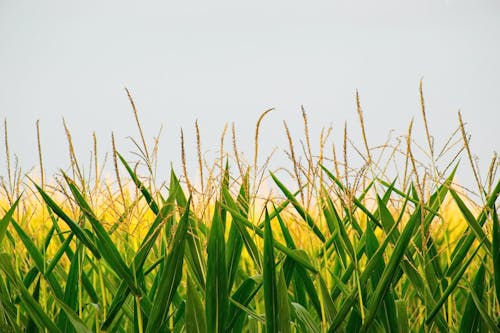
<box><xmin>26</xmin><ymin>277</ymin><xmax>40</xmax><ymax>333</ymax></box>
<box><xmin>226</xmin><ymin>175</ymin><xmax>250</xmax><ymax>293</ymax></box>
<box><xmin>450</xmin><ymin>189</ymin><xmax>492</xmax><ymax>251</ymax></box>
<box><xmin>469</xmin><ymin>282</ymin><xmax>500</xmax><ymax>333</ymax></box>
<box><xmin>492</xmin><ymin>204</ymin><xmax>500</xmax><ymax>307</ymax></box>
<box><xmin>447</xmin><ymin>179</ymin><xmax>500</xmax><ymax>276</ymax></box>
<box><xmin>33</xmin><ymin>182</ymin><xmax>101</xmax><ymax>259</ymax></box>
<box><xmin>65</xmin><ymin>175</ymin><xmax>141</xmax><ymax>296</ymax></box>
<box><xmin>145</xmin><ymin>197</ymin><xmax>191</xmax><ymax>333</ymax></box>
<box><xmin>9</xmin><ymin>218</ymin><xmax>64</xmax><ymax>299</ymax></box>
<box><xmin>277</xmin><ymin>267</ymin><xmax>292</xmax><ymax>333</ymax></box>
<box><xmin>291</xmin><ymin>302</ymin><xmax>320</xmax><ymax>333</ymax></box>
<box><xmin>117</xmin><ymin>152</ymin><xmax>159</xmax><ymax>214</ymax></box>
<box><xmin>226</xmin><ymin>221</ymin><xmax>244</xmax><ymax>292</ymax></box>
<box><xmin>0</xmin><ymin>197</ymin><xmax>20</xmax><ymax>247</ymax></box>
<box><xmin>102</xmin><ymin>183</ymin><xmax>181</xmax><ymax>330</ymax></box>
<box><xmin>45</xmin><ymin>232</ymin><xmax>74</xmax><ymax>276</ymax></box>
<box><xmin>458</xmin><ymin>262</ymin><xmax>485</xmax><ymax>333</ymax></box>
<box><xmin>318</xmin><ymin>276</ymin><xmax>336</xmax><ymax>325</ymax></box>
<box><xmin>57</xmin><ymin>243</ymin><xmax>82</xmax><ymax>333</ymax></box>
<box><xmin>226</xmin><ymin>276</ymin><xmax>262</xmax><ymax>331</ymax></box>
<box><xmin>263</xmin><ymin>208</ymin><xmax>278</xmax><ymax>333</ymax></box>
<box><xmin>52</xmin><ymin>297</ymin><xmax>93</xmax><ymax>333</ymax></box>
<box><xmin>365</xmin><ymin>220</ymin><xmax>398</xmax><ymax>333</ymax></box>
<box><xmin>395</xmin><ymin>300</ymin><xmax>409</xmax><ymax>333</ymax></box>
<box><xmin>221</xmin><ymin>187</ymin><xmax>262</xmax><ymax>269</ymax></box>
<box><xmin>295</xmin><ymin>264</ymin><xmax>323</xmax><ymax>319</ymax></box>
<box><xmin>274</xmin><ymin>204</ymin><xmax>321</xmax><ymax>318</ymax></box>
<box><xmin>360</xmin><ymin>207</ymin><xmax>421</xmax><ymax>333</ymax></box>
<box><xmin>0</xmin><ymin>255</ymin><xmax>63</xmax><ymax>333</ymax></box>
<box><xmin>320</xmin><ymin>165</ymin><xmax>382</xmax><ymax>229</ymax></box>
<box><xmin>186</xmin><ymin>276</ymin><xmax>207</xmax><ymax>333</ymax></box>
<box><xmin>271</xmin><ymin>172</ymin><xmax>326</xmax><ymax>242</ymax></box>
<box><xmin>323</xmin><ymin>192</ymin><xmax>355</xmax><ymax>262</ymax></box>
<box><xmin>222</xmin><ymin>187</ymin><xmax>316</xmax><ymax>273</ymax></box>
<box><xmin>206</xmin><ymin>202</ymin><xmax>228</xmax><ymax>333</ymax></box>
<box><xmin>426</xmin><ymin>243</ymin><xmax>481</xmax><ymax>326</ymax></box>
<box><xmin>170</xmin><ymin>169</ymin><xmax>207</xmax><ymax>289</ymax></box>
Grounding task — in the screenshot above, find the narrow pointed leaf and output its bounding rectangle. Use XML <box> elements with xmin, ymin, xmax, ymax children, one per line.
<box><xmin>65</xmin><ymin>176</ymin><xmax>141</xmax><ymax>296</ymax></box>
<box><xmin>186</xmin><ymin>276</ymin><xmax>207</xmax><ymax>333</ymax></box>
<box><xmin>263</xmin><ymin>208</ymin><xmax>278</xmax><ymax>333</ymax></box>
<box><xmin>0</xmin><ymin>197</ymin><xmax>20</xmax><ymax>246</ymax></box>
<box><xmin>117</xmin><ymin>152</ymin><xmax>159</xmax><ymax>214</ymax></box>
<box><xmin>271</xmin><ymin>172</ymin><xmax>326</xmax><ymax>242</ymax></box>
<box><xmin>492</xmin><ymin>205</ymin><xmax>500</xmax><ymax>306</ymax></box>
<box><xmin>34</xmin><ymin>183</ymin><xmax>100</xmax><ymax>259</ymax></box>
<box><xmin>206</xmin><ymin>203</ymin><xmax>228</xmax><ymax>333</ymax></box>
<box><xmin>145</xmin><ymin>197</ymin><xmax>191</xmax><ymax>333</ymax></box>
<box><xmin>458</xmin><ymin>263</ymin><xmax>485</xmax><ymax>333</ymax></box>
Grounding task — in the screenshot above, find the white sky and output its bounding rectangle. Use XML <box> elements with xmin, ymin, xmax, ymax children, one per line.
<box><xmin>0</xmin><ymin>0</ymin><xmax>499</xmax><ymax>190</ymax></box>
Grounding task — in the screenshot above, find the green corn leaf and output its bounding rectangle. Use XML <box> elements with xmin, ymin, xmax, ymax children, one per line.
<box><xmin>0</xmin><ymin>197</ymin><xmax>20</xmax><ymax>247</ymax></box>
<box><xmin>0</xmin><ymin>255</ymin><xmax>62</xmax><ymax>333</ymax></box>
<box><xmin>426</xmin><ymin>243</ymin><xmax>481</xmax><ymax>326</ymax></box>
<box><xmin>263</xmin><ymin>208</ymin><xmax>278</xmax><ymax>333</ymax></box>
<box><xmin>450</xmin><ymin>189</ymin><xmax>492</xmax><ymax>252</ymax></box>
<box><xmin>318</xmin><ymin>276</ymin><xmax>336</xmax><ymax>325</ymax></box>
<box><xmin>52</xmin><ymin>296</ymin><xmax>93</xmax><ymax>333</ymax></box>
<box><xmin>226</xmin><ymin>276</ymin><xmax>262</xmax><ymax>331</ymax></box>
<box><xmin>226</xmin><ymin>176</ymin><xmax>250</xmax><ymax>293</ymax></box>
<box><xmin>117</xmin><ymin>152</ymin><xmax>159</xmax><ymax>214</ymax></box>
<box><xmin>324</xmin><ymin>192</ymin><xmax>355</xmax><ymax>262</ymax></box>
<box><xmin>169</xmin><ymin>169</ymin><xmax>187</xmax><ymax>207</ymax></box>
<box><xmin>492</xmin><ymin>205</ymin><xmax>500</xmax><ymax>306</ymax></box>
<box><xmin>274</xmin><ymin>208</ymin><xmax>321</xmax><ymax>317</ymax></box>
<box><xmin>25</xmin><ymin>276</ymin><xmax>40</xmax><ymax>333</ymax></box>
<box><xmin>169</xmin><ymin>169</ymin><xmax>207</xmax><ymax>290</ymax></box>
<box><xmin>9</xmin><ymin>218</ymin><xmax>64</xmax><ymax>299</ymax></box>
<box><xmin>205</xmin><ymin>202</ymin><xmax>228</xmax><ymax>333</ymax></box>
<box><xmin>103</xmin><ymin>193</ymin><xmax>178</xmax><ymax>328</ymax></box>
<box><xmin>186</xmin><ymin>276</ymin><xmax>207</xmax><ymax>333</ymax></box>
<box><xmin>375</xmin><ymin>195</ymin><xmax>396</xmax><ymax>238</ymax></box>
<box><xmin>222</xmin><ymin>187</ymin><xmax>316</xmax><ymax>273</ymax></box>
<box><xmin>320</xmin><ymin>165</ymin><xmax>382</xmax><ymax>229</ymax></box>
<box><xmin>226</xmin><ymin>221</ymin><xmax>244</xmax><ymax>293</ymax></box>
<box><xmin>365</xmin><ymin>220</ymin><xmax>399</xmax><ymax>333</ymax></box>
<box><xmin>0</xmin><ymin>272</ymin><xmax>22</xmax><ymax>333</ymax></box>
<box><xmin>447</xmin><ymin>179</ymin><xmax>500</xmax><ymax>276</ymax></box>
<box><xmin>295</xmin><ymin>264</ymin><xmax>322</xmax><ymax>319</ymax></box>
<box><xmin>458</xmin><ymin>262</ymin><xmax>485</xmax><ymax>333</ymax></box>
<box><xmin>291</xmin><ymin>302</ymin><xmax>320</xmax><ymax>333</ymax></box>
<box><xmin>145</xmin><ymin>197</ymin><xmax>191</xmax><ymax>333</ymax></box>
<box><xmin>395</xmin><ymin>300</ymin><xmax>409</xmax><ymax>333</ymax></box>
<box><xmin>56</xmin><ymin>243</ymin><xmax>82</xmax><ymax>333</ymax></box>
<box><xmin>65</xmin><ymin>175</ymin><xmax>141</xmax><ymax>296</ymax></box>
<box><xmin>360</xmin><ymin>207</ymin><xmax>421</xmax><ymax>333</ymax></box>
<box><xmin>469</xmin><ymin>283</ymin><xmax>500</xmax><ymax>333</ymax></box>
<box><xmin>45</xmin><ymin>232</ymin><xmax>74</xmax><ymax>276</ymax></box>
<box><xmin>346</xmin><ymin>307</ymin><xmax>362</xmax><ymax>333</ymax></box>
<box><xmin>33</xmin><ymin>182</ymin><xmax>101</xmax><ymax>259</ymax></box>
<box><xmin>271</xmin><ymin>172</ymin><xmax>326</xmax><ymax>242</ymax></box>
<box><xmin>221</xmin><ymin>188</ymin><xmax>262</xmax><ymax>269</ymax></box>
<box><xmin>277</xmin><ymin>267</ymin><xmax>291</xmax><ymax>333</ymax></box>
<box><xmin>185</xmin><ymin>215</ymin><xmax>207</xmax><ymax>290</ymax></box>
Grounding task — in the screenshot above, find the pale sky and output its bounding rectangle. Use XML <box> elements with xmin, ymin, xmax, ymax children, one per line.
<box><xmin>0</xmin><ymin>0</ymin><xmax>499</xmax><ymax>189</ymax></box>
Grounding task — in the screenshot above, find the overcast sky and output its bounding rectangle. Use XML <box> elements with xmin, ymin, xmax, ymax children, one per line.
<box><xmin>1</xmin><ymin>0</ymin><xmax>499</xmax><ymax>189</ymax></box>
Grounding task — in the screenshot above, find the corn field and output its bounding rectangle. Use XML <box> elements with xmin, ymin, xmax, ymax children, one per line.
<box><xmin>0</xmin><ymin>93</ymin><xmax>499</xmax><ymax>332</ymax></box>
